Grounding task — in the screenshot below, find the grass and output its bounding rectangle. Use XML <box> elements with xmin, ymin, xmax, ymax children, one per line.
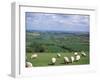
<box><xmin>26</xmin><ymin>31</ymin><xmax>89</xmax><ymax>53</ymax></box>
<box><xmin>26</xmin><ymin>31</ymin><xmax>89</xmax><ymax>67</ymax></box>
<box><xmin>26</xmin><ymin>52</ymin><xmax>90</xmax><ymax>67</ymax></box>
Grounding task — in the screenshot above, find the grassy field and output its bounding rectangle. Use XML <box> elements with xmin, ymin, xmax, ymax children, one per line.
<box><xmin>26</xmin><ymin>31</ymin><xmax>89</xmax><ymax>67</ymax></box>
<box><xmin>26</xmin><ymin>52</ymin><xmax>89</xmax><ymax>67</ymax></box>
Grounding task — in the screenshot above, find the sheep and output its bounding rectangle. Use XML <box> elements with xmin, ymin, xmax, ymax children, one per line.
<box><xmin>51</xmin><ymin>57</ymin><xmax>56</xmax><ymax>65</ymax></box>
<box><xmin>74</xmin><ymin>52</ymin><xmax>78</xmax><ymax>56</ymax></box>
<box><xmin>81</xmin><ymin>51</ymin><xmax>87</xmax><ymax>57</ymax></box>
<box><xmin>64</xmin><ymin>57</ymin><xmax>70</xmax><ymax>64</ymax></box>
<box><xmin>57</xmin><ymin>53</ymin><xmax>61</xmax><ymax>58</ymax></box>
<box><xmin>26</xmin><ymin>62</ymin><xmax>33</xmax><ymax>67</ymax></box>
<box><xmin>75</xmin><ymin>55</ymin><xmax>81</xmax><ymax>61</ymax></box>
<box><xmin>70</xmin><ymin>56</ymin><xmax>75</xmax><ymax>63</ymax></box>
<box><xmin>31</xmin><ymin>54</ymin><xmax>38</xmax><ymax>59</ymax></box>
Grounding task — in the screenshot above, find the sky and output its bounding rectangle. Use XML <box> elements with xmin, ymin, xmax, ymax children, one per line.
<box><xmin>26</xmin><ymin>12</ymin><xmax>89</xmax><ymax>32</ymax></box>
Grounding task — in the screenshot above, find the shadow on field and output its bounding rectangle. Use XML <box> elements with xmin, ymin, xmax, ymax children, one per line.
<box><xmin>60</xmin><ymin>62</ymin><xmax>71</xmax><ymax>65</ymax></box>
<box><xmin>48</xmin><ymin>63</ymin><xmax>56</xmax><ymax>65</ymax></box>
<box><xmin>60</xmin><ymin>62</ymin><xmax>65</xmax><ymax>64</ymax></box>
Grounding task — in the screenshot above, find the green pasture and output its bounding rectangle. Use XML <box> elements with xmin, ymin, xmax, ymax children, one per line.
<box><xmin>26</xmin><ymin>31</ymin><xmax>89</xmax><ymax>67</ymax></box>
<box><xmin>26</xmin><ymin>52</ymin><xmax>89</xmax><ymax>67</ymax></box>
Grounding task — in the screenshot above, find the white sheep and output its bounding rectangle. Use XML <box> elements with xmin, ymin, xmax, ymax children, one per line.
<box><xmin>70</xmin><ymin>56</ymin><xmax>75</xmax><ymax>63</ymax></box>
<box><xmin>64</xmin><ymin>57</ymin><xmax>70</xmax><ymax>64</ymax></box>
<box><xmin>75</xmin><ymin>55</ymin><xmax>81</xmax><ymax>61</ymax></box>
<box><xmin>26</xmin><ymin>62</ymin><xmax>33</xmax><ymax>67</ymax></box>
<box><xmin>51</xmin><ymin>57</ymin><xmax>56</xmax><ymax>65</ymax></box>
<box><xmin>57</xmin><ymin>53</ymin><xmax>61</xmax><ymax>58</ymax></box>
<box><xmin>81</xmin><ymin>51</ymin><xmax>87</xmax><ymax>57</ymax></box>
<box><xmin>31</xmin><ymin>54</ymin><xmax>38</xmax><ymax>59</ymax></box>
<box><xmin>74</xmin><ymin>52</ymin><xmax>78</xmax><ymax>56</ymax></box>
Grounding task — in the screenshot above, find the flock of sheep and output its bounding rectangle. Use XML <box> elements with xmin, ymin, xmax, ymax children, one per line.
<box><xmin>26</xmin><ymin>51</ymin><xmax>87</xmax><ymax>67</ymax></box>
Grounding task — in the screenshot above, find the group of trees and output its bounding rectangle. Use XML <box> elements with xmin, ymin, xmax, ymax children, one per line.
<box><xmin>26</xmin><ymin>42</ymin><xmax>80</xmax><ymax>53</ymax></box>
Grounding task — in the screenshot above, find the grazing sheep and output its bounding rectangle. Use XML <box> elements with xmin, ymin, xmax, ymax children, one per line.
<box><xmin>26</xmin><ymin>62</ymin><xmax>33</xmax><ymax>67</ymax></box>
<box><xmin>64</xmin><ymin>57</ymin><xmax>70</xmax><ymax>64</ymax></box>
<box><xmin>31</xmin><ymin>54</ymin><xmax>38</xmax><ymax>59</ymax></box>
<box><xmin>81</xmin><ymin>51</ymin><xmax>87</xmax><ymax>57</ymax></box>
<box><xmin>57</xmin><ymin>53</ymin><xmax>61</xmax><ymax>58</ymax></box>
<box><xmin>74</xmin><ymin>52</ymin><xmax>78</xmax><ymax>56</ymax></box>
<box><xmin>75</xmin><ymin>55</ymin><xmax>81</xmax><ymax>61</ymax></box>
<box><xmin>70</xmin><ymin>56</ymin><xmax>75</xmax><ymax>63</ymax></box>
<box><xmin>51</xmin><ymin>57</ymin><xmax>56</xmax><ymax>65</ymax></box>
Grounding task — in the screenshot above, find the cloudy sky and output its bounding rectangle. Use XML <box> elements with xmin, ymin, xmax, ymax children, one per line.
<box><xmin>26</xmin><ymin>12</ymin><xmax>89</xmax><ymax>32</ymax></box>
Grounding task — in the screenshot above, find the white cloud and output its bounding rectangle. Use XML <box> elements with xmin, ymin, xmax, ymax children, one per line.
<box><xmin>26</xmin><ymin>12</ymin><xmax>89</xmax><ymax>32</ymax></box>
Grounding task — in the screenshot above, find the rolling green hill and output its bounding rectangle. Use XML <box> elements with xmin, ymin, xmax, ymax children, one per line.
<box><xmin>26</xmin><ymin>31</ymin><xmax>89</xmax><ymax>67</ymax></box>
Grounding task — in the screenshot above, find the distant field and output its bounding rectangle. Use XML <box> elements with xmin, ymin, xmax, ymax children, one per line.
<box><xmin>26</xmin><ymin>52</ymin><xmax>89</xmax><ymax>67</ymax></box>
<box><xmin>26</xmin><ymin>31</ymin><xmax>89</xmax><ymax>53</ymax></box>
<box><xmin>26</xmin><ymin>31</ymin><xmax>89</xmax><ymax>67</ymax></box>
